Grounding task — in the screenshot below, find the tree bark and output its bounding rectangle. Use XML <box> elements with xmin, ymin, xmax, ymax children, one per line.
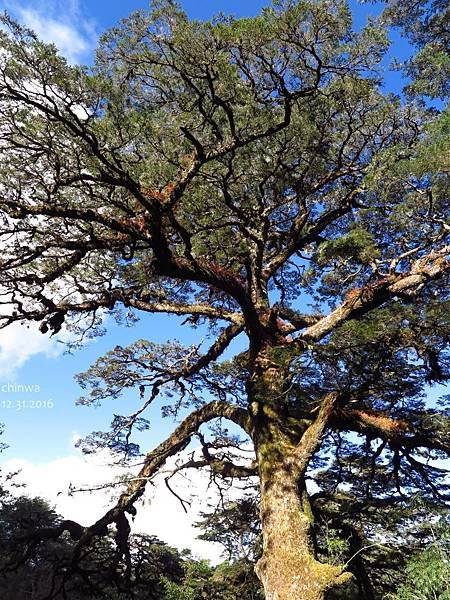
<box><xmin>256</xmin><ymin>462</ymin><xmax>350</xmax><ymax>600</ymax></box>
<box><xmin>249</xmin><ymin>345</ymin><xmax>351</xmax><ymax>600</ymax></box>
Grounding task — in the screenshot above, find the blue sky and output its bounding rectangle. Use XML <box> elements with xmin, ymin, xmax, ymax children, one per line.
<box><xmin>0</xmin><ymin>0</ymin><xmax>444</xmax><ymax>558</ymax></box>
<box><xmin>0</xmin><ymin>0</ymin><xmax>446</xmax><ymax>560</ymax></box>
<box><xmin>0</xmin><ymin>0</ymin><xmax>422</xmax><ymax>457</ymax></box>
<box><xmin>0</xmin><ymin>1</ymin><xmax>277</xmax><ymax>463</ymax></box>
<box><xmin>0</xmin><ymin>0</ymin><xmax>415</xmax><ymax>464</ymax></box>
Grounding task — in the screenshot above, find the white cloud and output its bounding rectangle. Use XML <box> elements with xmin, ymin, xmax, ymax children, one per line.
<box><xmin>3</xmin><ymin>0</ymin><xmax>97</xmax><ymax>64</ymax></box>
<box><xmin>3</xmin><ymin>446</ymin><xmax>228</xmax><ymax>563</ymax></box>
<box><xmin>16</xmin><ymin>9</ymin><xmax>90</xmax><ymax>63</ymax></box>
<box><xmin>0</xmin><ymin>322</ymin><xmax>64</xmax><ymax>377</ymax></box>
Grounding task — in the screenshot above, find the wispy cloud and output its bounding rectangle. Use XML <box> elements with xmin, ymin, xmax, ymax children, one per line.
<box><xmin>1</xmin><ymin>0</ymin><xmax>98</xmax><ymax>63</ymax></box>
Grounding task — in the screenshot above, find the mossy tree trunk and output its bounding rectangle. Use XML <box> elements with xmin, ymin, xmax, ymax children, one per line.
<box><xmin>249</xmin><ymin>344</ymin><xmax>351</xmax><ymax>600</ymax></box>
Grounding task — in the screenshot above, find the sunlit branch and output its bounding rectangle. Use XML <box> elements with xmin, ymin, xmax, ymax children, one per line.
<box><xmin>301</xmin><ymin>245</ymin><xmax>450</xmax><ymax>342</ymax></box>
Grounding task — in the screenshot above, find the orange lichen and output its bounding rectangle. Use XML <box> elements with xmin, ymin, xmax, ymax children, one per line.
<box><xmin>353</xmin><ymin>409</ymin><xmax>410</xmax><ymax>434</ymax></box>
<box><xmin>140</xmin><ymin>181</ymin><xmax>176</xmax><ymax>203</ymax></box>
<box><xmin>344</xmin><ymin>277</ymin><xmax>391</xmax><ymax>304</ymax></box>
<box><xmin>344</xmin><ymin>287</ymin><xmax>362</xmax><ymax>303</ymax></box>
<box><xmin>141</xmin><ymin>187</ymin><xmax>167</xmax><ymax>202</ymax></box>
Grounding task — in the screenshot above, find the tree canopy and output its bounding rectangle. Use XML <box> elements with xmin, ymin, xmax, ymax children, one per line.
<box><xmin>375</xmin><ymin>0</ymin><xmax>449</xmax><ymax>98</ymax></box>
<box><xmin>0</xmin><ymin>0</ymin><xmax>448</xmax><ymax>598</ymax></box>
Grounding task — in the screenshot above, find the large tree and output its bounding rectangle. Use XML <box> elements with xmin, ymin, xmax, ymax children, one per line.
<box><xmin>0</xmin><ymin>1</ymin><xmax>449</xmax><ymax>598</ymax></box>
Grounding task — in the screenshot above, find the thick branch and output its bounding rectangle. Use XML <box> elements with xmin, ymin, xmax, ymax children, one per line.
<box><xmin>332</xmin><ymin>408</ymin><xmax>449</xmax><ymax>454</ymax></box>
<box><xmin>13</xmin><ymin>400</ymin><xmax>252</xmax><ymax>566</ymax></box>
<box><xmin>165</xmin><ymin>455</ymin><xmax>258</xmax><ymax>480</ymax></box>
<box><xmin>276</xmin><ymin>306</ymin><xmax>323</xmax><ymax>332</ymax></box>
<box><xmin>301</xmin><ymin>245</ymin><xmax>450</xmax><ymax>342</ymax></box>
<box><xmin>184</xmin><ymin>323</ymin><xmax>245</xmax><ymax>378</ymax></box>
<box><xmin>75</xmin><ymin>400</ymin><xmax>250</xmax><ymax>544</ymax></box>
<box><xmin>290</xmin><ymin>392</ymin><xmax>339</xmax><ymax>478</ymax></box>
<box><xmin>122</xmin><ymin>296</ymin><xmax>243</xmax><ymax>325</ymax></box>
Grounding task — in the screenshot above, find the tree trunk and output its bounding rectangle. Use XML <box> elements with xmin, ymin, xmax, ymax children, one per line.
<box><xmin>255</xmin><ymin>437</ymin><xmax>352</xmax><ymax>600</ymax></box>
<box><xmin>249</xmin><ymin>344</ymin><xmax>351</xmax><ymax>600</ymax></box>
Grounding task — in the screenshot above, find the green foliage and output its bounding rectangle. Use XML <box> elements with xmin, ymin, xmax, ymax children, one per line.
<box><xmin>321</xmin><ymin>524</ymin><xmax>350</xmax><ymax>566</ymax></box>
<box><xmin>390</xmin><ymin>526</ymin><xmax>450</xmax><ymax>600</ymax></box>
<box><xmin>0</xmin><ymin>0</ymin><xmax>449</xmax><ymax>598</ymax></box>
<box><xmin>317</xmin><ymin>227</ymin><xmax>380</xmax><ymax>266</ymax></box>
<box><xmin>163</xmin><ymin>557</ymin><xmax>263</xmax><ymax>600</ymax></box>
<box><xmin>163</xmin><ymin>559</ymin><xmax>218</xmax><ymax>600</ymax></box>
<box><xmin>405</xmin><ymin>47</ymin><xmax>450</xmax><ymax>100</ymax></box>
<box><xmin>375</xmin><ymin>0</ymin><xmax>450</xmax><ymax>98</ymax></box>
<box><xmin>0</xmin><ymin>485</ymin><xmax>186</xmax><ymax>599</ymax></box>
<box><xmin>196</xmin><ymin>496</ymin><xmax>261</xmax><ymax>562</ymax></box>
<box><xmin>0</xmin><ymin>468</ymin><xmax>261</xmax><ymax>600</ymax></box>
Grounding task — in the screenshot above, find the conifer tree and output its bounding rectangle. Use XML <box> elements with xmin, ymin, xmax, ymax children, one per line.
<box><xmin>0</xmin><ymin>1</ymin><xmax>449</xmax><ymax>598</ymax></box>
